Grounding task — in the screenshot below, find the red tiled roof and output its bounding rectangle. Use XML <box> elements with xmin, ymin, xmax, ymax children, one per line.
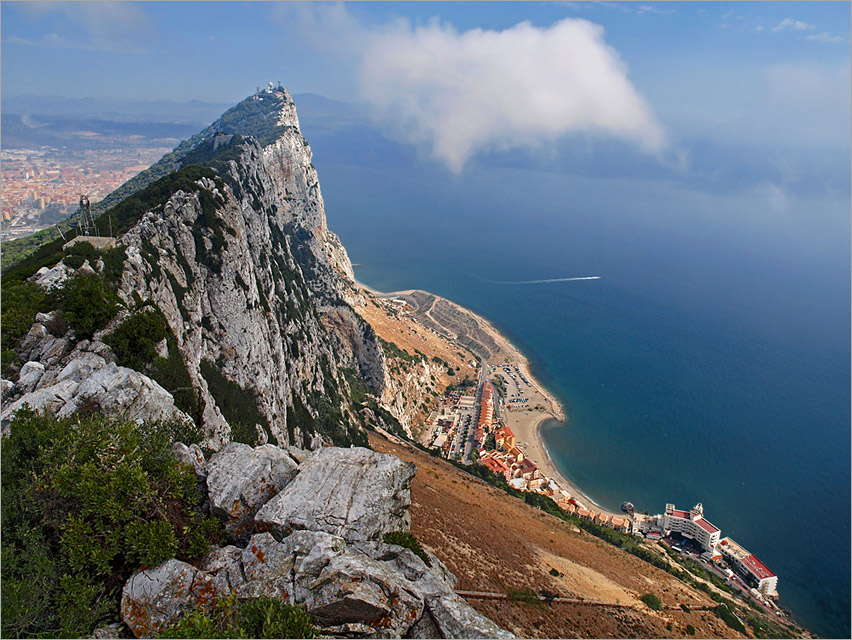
<box><xmin>742</xmin><ymin>554</ymin><xmax>776</xmax><ymax>579</ymax></box>
<box><xmin>481</xmin><ymin>457</ymin><xmax>509</xmax><ymax>474</ymax></box>
<box><xmin>495</xmin><ymin>426</ymin><xmax>515</xmax><ymax>439</ymax></box>
<box><xmin>670</xmin><ymin>509</ymin><xmax>689</xmax><ymax>519</ymax></box>
<box><xmin>695</xmin><ymin>518</ymin><xmax>720</xmax><ymax>534</ymax></box>
<box><xmin>519</xmin><ymin>458</ymin><xmax>537</xmax><ymax>472</ymax></box>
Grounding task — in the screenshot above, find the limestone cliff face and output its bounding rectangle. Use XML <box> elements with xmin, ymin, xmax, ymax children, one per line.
<box><xmin>4</xmin><ymin>87</ymin><xmax>402</xmax><ymax>450</ymax></box>
<box><xmin>115</xmin><ymin>88</ymin><xmax>386</xmax><ymax>448</ymax></box>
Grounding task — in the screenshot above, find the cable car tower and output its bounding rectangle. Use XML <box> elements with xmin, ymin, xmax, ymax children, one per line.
<box><xmin>78</xmin><ymin>194</ymin><xmax>97</xmax><ymax>236</ymax></box>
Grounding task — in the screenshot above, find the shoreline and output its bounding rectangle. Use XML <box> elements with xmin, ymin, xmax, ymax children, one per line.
<box><xmin>354</xmin><ymin>278</ymin><xmax>622</xmax><ymax>520</ymax></box>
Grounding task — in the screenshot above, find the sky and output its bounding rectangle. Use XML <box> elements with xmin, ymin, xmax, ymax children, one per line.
<box><xmin>2</xmin><ymin>1</ymin><xmax>850</xmax><ymax>197</ymax></box>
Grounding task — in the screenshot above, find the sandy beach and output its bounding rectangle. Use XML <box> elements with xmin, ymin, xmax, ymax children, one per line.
<box><xmin>356</xmin><ymin>281</ymin><xmax>622</xmax><ymax>520</ymax></box>
<box><xmin>495</xmin><ymin>362</ymin><xmax>622</xmax><ymax>519</ymax></box>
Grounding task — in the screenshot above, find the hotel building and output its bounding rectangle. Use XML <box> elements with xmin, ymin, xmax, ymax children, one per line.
<box><xmin>718</xmin><ymin>537</ymin><xmax>778</xmax><ymax>597</ymax></box>
<box><xmin>661</xmin><ymin>503</ymin><xmax>721</xmax><ymax>552</ymax></box>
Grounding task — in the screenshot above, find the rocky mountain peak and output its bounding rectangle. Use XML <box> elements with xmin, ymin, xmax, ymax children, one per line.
<box><xmin>3</xmin><ymin>88</ymin><xmax>385</xmax><ymax>450</ymax></box>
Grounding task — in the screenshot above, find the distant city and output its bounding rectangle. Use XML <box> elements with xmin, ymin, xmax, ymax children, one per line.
<box><xmin>0</xmin><ymin>146</ymin><xmax>170</xmax><ymax>240</ymax></box>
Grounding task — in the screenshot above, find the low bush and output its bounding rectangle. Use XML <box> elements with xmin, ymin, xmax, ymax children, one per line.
<box><xmin>714</xmin><ymin>603</ymin><xmax>747</xmax><ymax>634</ymax></box>
<box><xmin>1</xmin><ymin>409</ymin><xmax>221</xmax><ymax>638</ymax></box>
<box><xmin>159</xmin><ymin>595</ymin><xmax>316</xmax><ymax>639</ymax></box>
<box><xmin>1</xmin><ymin>280</ymin><xmax>54</xmax><ymax>376</ymax></box>
<box><xmin>641</xmin><ymin>593</ymin><xmax>663</xmax><ymax>611</ymax></box>
<box><xmin>507</xmin><ymin>587</ymin><xmax>542</xmax><ymax>605</ymax></box>
<box><xmin>105</xmin><ymin>307</ymin><xmax>202</xmax><ymax>426</ymax></box>
<box><xmin>62</xmin><ymin>274</ymin><xmax>119</xmax><ymax>340</ymax></box>
<box><xmin>200</xmin><ymin>359</ymin><xmax>270</xmax><ymax>443</ymax></box>
<box><xmin>382</xmin><ymin>531</ymin><xmax>432</xmax><ymax>567</ymax></box>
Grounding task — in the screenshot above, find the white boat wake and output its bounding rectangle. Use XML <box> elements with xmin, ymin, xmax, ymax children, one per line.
<box><xmin>485</xmin><ymin>276</ymin><xmax>601</xmax><ymax>285</ymax></box>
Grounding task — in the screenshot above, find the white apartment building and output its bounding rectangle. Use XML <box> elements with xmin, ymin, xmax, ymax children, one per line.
<box><xmin>661</xmin><ymin>503</ymin><xmax>721</xmax><ymax>552</ymax></box>
<box><xmin>718</xmin><ymin>537</ymin><xmax>778</xmax><ymax>597</ymax></box>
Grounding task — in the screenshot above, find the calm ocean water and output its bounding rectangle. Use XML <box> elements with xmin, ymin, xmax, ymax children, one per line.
<box><xmin>309</xmin><ymin>143</ymin><xmax>850</xmax><ymax>637</ymax></box>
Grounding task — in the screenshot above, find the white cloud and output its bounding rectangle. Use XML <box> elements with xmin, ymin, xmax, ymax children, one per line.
<box><xmin>755</xmin><ymin>26</ymin><xmax>764</xmax><ymax>32</ymax></box>
<box><xmin>806</xmin><ymin>32</ymin><xmax>847</xmax><ymax>44</ymax></box>
<box><xmin>636</xmin><ymin>4</ymin><xmax>673</xmax><ymax>15</ymax></box>
<box><xmin>771</xmin><ymin>18</ymin><xmax>814</xmax><ymax>32</ymax></box>
<box><xmin>14</xmin><ymin>1</ymin><xmax>151</xmax><ymax>53</ymax></box>
<box><xmin>358</xmin><ymin>18</ymin><xmax>665</xmax><ymax>171</ymax></box>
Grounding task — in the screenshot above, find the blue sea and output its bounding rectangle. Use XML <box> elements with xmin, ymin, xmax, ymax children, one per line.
<box><xmin>301</xmin><ymin>109</ymin><xmax>851</xmax><ymax>638</ymax></box>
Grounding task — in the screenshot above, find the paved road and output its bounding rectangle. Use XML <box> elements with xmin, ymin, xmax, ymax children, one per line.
<box><xmin>462</xmin><ymin>358</ymin><xmax>488</xmax><ymax>464</ymax></box>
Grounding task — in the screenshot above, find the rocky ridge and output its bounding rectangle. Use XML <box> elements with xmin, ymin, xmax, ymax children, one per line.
<box><xmin>120</xmin><ymin>443</ymin><xmax>513</xmax><ymax>639</ymax></box>
<box><xmin>2</xmin><ymin>88</ymin><xmax>387</xmax><ymax>450</ymax></box>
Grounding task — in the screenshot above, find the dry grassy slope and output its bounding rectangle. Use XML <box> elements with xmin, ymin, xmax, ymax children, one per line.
<box><xmin>370</xmin><ymin>432</ymin><xmax>749</xmax><ymax>640</ymax></box>
<box><xmin>354</xmin><ymin>294</ymin><xmax>478</xmax><ymax>439</ymax></box>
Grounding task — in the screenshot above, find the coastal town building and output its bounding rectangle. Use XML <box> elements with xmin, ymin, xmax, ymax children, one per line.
<box><xmin>494</xmin><ymin>426</ymin><xmax>516</xmax><ymax>451</ymax></box>
<box><xmin>662</xmin><ymin>503</ymin><xmax>721</xmax><ymax>552</ymax></box>
<box><xmin>478</xmin><ymin>381</ymin><xmax>494</xmax><ymax>431</ymax></box>
<box><xmin>718</xmin><ymin>537</ymin><xmax>778</xmax><ymax>597</ymax></box>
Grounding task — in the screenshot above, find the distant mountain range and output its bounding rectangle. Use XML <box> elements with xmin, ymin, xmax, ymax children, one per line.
<box><xmin>2</xmin><ymin>94</ymin><xmax>235</xmax><ymax>124</ymax></box>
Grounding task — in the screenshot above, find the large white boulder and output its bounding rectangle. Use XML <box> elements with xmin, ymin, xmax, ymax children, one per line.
<box><xmin>16</xmin><ymin>361</ymin><xmax>45</xmax><ymax>394</ymax></box>
<box><xmin>205</xmin><ymin>443</ymin><xmax>299</xmax><ymax>536</ymax></box>
<box><xmin>120</xmin><ymin>559</ymin><xmax>218</xmax><ymax>638</ymax></box>
<box><xmin>254</xmin><ymin>446</ymin><xmax>416</xmax><ymax>542</ymax></box>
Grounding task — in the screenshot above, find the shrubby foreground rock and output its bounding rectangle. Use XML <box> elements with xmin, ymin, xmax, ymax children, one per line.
<box><xmin>121</xmin><ymin>445</ymin><xmax>513</xmax><ymax>639</ymax></box>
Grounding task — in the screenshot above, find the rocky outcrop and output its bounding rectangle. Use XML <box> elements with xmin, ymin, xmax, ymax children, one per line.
<box><xmin>1</xmin><ymin>336</ymin><xmax>191</xmax><ymax>431</ymax></box>
<box><xmin>205</xmin><ymin>442</ymin><xmax>298</xmax><ymax>536</ymax></box>
<box><xmin>124</xmin><ymin>533</ymin><xmax>511</xmax><ymax>639</ymax></box>
<box><xmin>119</xmin><ymin>445</ymin><xmax>512</xmax><ymax>639</ymax></box>
<box><xmin>171</xmin><ymin>442</ymin><xmax>207</xmax><ymax>476</ymax></box>
<box><xmin>120</xmin><ymin>559</ymin><xmax>218</xmax><ymax>638</ymax></box>
<box><xmin>32</xmin><ymin>261</ymin><xmax>72</xmax><ymax>291</ymax></box>
<box><xmin>255</xmin><ymin>447</ymin><xmax>415</xmax><ymax>542</ymax></box>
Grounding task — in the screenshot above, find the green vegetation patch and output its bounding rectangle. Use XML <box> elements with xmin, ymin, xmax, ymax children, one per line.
<box><xmin>200</xmin><ymin>359</ymin><xmax>270</xmax><ymax>444</ymax></box>
<box><xmin>1</xmin><ymin>280</ymin><xmax>54</xmax><ymax>376</ymax></box>
<box><xmin>62</xmin><ymin>274</ymin><xmax>120</xmax><ymax>340</ymax></box>
<box><xmin>714</xmin><ymin>603</ymin><xmax>747</xmax><ymax>634</ymax></box>
<box><xmin>382</xmin><ymin>531</ymin><xmax>432</xmax><ymax>567</ymax></box>
<box><xmin>379</xmin><ymin>337</ymin><xmax>419</xmax><ymax>364</ymax></box>
<box><xmin>104</xmin><ymin>306</ymin><xmax>202</xmax><ymax>425</ymax></box>
<box><xmin>1</xmin><ymin>409</ymin><xmax>220</xmax><ymax>638</ymax></box>
<box><xmin>507</xmin><ymin>588</ymin><xmax>543</xmax><ymax>606</ymax></box>
<box><xmin>159</xmin><ymin>594</ymin><xmax>316</xmax><ymax>639</ymax></box>
<box><xmin>342</xmin><ymin>367</ymin><xmax>372</xmax><ymax>406</ymax></box>
<box><xmin>641</xmin><ymin>593</ymin><xmax>663</xmax><ymax>611</ymax></box>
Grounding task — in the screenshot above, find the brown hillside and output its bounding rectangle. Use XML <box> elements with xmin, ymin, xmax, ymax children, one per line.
<box><xmin>370</xmin><ymin>432</ymin><xmax>749</xmax><ymax>639</ymax></box>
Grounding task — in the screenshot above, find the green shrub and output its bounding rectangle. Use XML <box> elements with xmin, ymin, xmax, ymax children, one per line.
<box><xmin>1</xmin><ymin>409</ymin><xmax>222</xmax><ymax>638</ymax></box>
<box><xmin>686</xmin><ymin>623</ymin><xmax>696</xmax><ymax>635</ymax></box>
<box><xmin>507</xmin><ymin>587</ymin><xmax>542</xmax><ymax>605</ymax></box>
<box><xmin>1</xmin><ymin>280</ymin><xmax>51</xmax><ymax>347</ymax></box>
<box><xmin>62</xmin><ymin>274</ymin><xmax>119</xmax><ymax>340</ymax></box>
<box><xmin>105</xmin><ymin>308</ymin><xmax>202</xmax><ymax>427</ymax></box>
<box><xmin>383</xmin><ymin>531</ymin><xmax>432</xmax><ymax>567</ymax></box>
<box><xmin>714</xmin><ymin>603</ymin><xmax>747</xmax><ymax>634</ymax></box>
<box><xmin>200</xmin><ymin>359</ymin><xmax>270</xmax><ymax>443</ymax></box>
<box><xmin>549</xmin><ymin>567</ymin><xmax>560</xmax><ymax>577</ymax></box>
<box><xmin>229</xmin><ymin>421</ymin><xmax>261</xmax><ymax>447</ymax></box>
<box><xmin>105</xmin><ymin>308</ymin><xmax>169</xmax><ymax>372</ymax></box>
<box><xmin>159</xmin><ymin>595</ymin><xmax>316</xmax><ymax>639</ymax></box>
<box><xmin>641</xmin><ymin>593</ymin><xmax>663</xmax><ymax>611</ymax></box>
